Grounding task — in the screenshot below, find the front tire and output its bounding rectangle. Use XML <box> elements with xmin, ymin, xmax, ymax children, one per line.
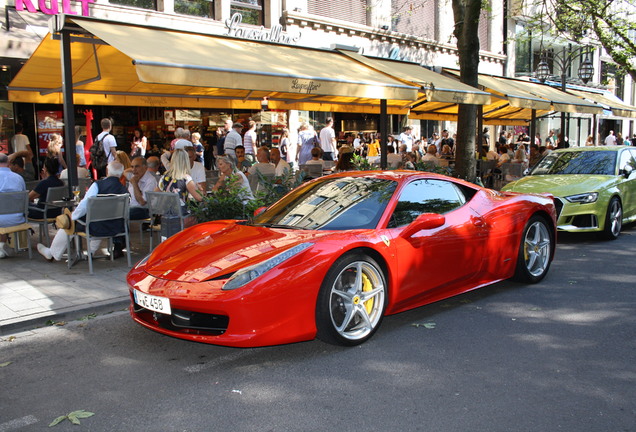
<box><xmin>513</xmin><ymin>215</ymin><xmax>553</xmax><ymax>283</ymax></box>
<box><xmin>601</xmin><ymin>197</ymin><xmax>622</xmax><ymax>240</ymax></box>
<box><xmin>316</xmin><ymin>253</ymin><xmax>387</xmax><ymax>346</ymax></box>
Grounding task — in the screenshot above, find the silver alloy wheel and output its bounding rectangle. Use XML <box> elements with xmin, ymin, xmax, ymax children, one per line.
<box><xmin>523</xmin><ymin>221</ymin><xmax>551</xmax><ymax>277</ymax></box>
<box><xmin>608</xmin><ymin>198</ymin><xmax>623</xmax><ymax>237</ymax></box>
<box><xmin>329</xmin><ymin>261</ymin><xmax>386</xmax><ymax>341</ymax></box>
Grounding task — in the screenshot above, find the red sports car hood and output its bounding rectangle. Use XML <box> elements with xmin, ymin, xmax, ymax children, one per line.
<box><xmin>144</xmin><ymin>221</ymin><xmax>328</xmax><ymax>282</ymax></box>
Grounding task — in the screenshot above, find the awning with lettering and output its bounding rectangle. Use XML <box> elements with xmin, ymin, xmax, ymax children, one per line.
<box><xmin>7</xmin><ymin>16</ymin><xmax>419</xmax><ymax>111</ymax></box>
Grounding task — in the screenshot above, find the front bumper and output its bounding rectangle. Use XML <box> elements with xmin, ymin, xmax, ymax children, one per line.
<box><xmin>554</xmin><ymin>197</ymin><xmax>604</xmax><ymax>233</ymax></box>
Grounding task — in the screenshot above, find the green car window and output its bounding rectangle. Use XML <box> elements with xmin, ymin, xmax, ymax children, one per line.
<box><xmin>530</xmin><ymin>151</ymin><xmax>617</xmax><ymax>176</ymax></box>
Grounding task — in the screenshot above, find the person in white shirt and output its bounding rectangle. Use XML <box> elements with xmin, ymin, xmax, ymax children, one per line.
<box><xmin>398</xmin><ymin>126</ymin><xmax>414</xmax><ymax>152</ymax></box>
<box><xmin>270</xmin><ymin>147</ymin><xmax>291</xmax><ymax>177</ymax></box>
<box><xmin>318</xmin><ymin>117</ymin><xmax>336</xmax><ymax>161</ymax></box>
<box><xmin>604</xmin><ymin>130</ymin><xmax>617</xmax><ymax>146</ymax></box>
<box><xmin>248</xmin><ymin>147</ymin><xmax>276</xmax><ymax>177</ymax></box>
<box><xmin>11</xmin><ymin>124</ymin><xmax>30</xmax><ymax>154</ymax></box>
<box><xmin>97</xmin><ymin>118</ymin><xmax>117</xmax><ymax>163</ymax></box>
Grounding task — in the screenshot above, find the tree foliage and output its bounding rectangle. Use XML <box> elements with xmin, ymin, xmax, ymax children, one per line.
<box><xmin>523</xmin><ymin>0</ymin><xmax>636</xmax><ymax>81</ymax></box>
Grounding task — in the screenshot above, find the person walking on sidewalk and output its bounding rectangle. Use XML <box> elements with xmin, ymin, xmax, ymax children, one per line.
<box><xmin>36</xmin><ymin>161</ymin><xmax>129</xmax><ymax>262</ymax></box>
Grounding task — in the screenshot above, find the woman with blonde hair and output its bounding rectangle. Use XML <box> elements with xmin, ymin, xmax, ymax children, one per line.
<box><xmin>585</xmin><ymin>135</ymin><xmax>595</xmax><ymax>146</ymax></box>
<box><xmin>156</xmin><ymin>149</ymin><xmax>203</xmax><ymax>215</ymax></box>
<box><xmin>47</xmin><ymin>133</ymin><xmax>66</xmax><ymax>174</ymax></box>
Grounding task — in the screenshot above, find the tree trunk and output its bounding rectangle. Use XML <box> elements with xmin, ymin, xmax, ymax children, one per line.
<box><xmin>452</xmin><ymin>0</ymin><xmax>482</xmax><ymax>184</ymax></box>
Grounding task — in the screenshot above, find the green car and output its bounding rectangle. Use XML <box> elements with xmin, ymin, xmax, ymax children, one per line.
<box><xmin>502</xmin><ymin>146</ymin><xmax>636</xmax><ymax>240</ymax></box>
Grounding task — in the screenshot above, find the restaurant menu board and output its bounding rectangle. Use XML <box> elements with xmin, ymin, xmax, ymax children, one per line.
<box><xmin>36</xmin><ymin>111</ymin><xmax>64</xmax><ymax>156</ymax></box>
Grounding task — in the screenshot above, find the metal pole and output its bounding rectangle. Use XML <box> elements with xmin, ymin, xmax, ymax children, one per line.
<box><xmin>61</xmin><ymin>29</ymin><xmax>77</xmax><ymax>192</ymax></box>
<box><xmin>560</xmin><ymin>48</ymin><xmax>567</xmax><ymax>148</ymax></box>
<box><xmin>380</xmin><ymin>99</ymin><xmax>388</xmax><ymax>170</ymax></box>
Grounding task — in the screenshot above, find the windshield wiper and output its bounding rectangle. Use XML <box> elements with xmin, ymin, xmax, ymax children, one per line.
<box><xmin>254</xmin><ymin>223</ymin><xmax>312</xmax><ymax>230</ymax></box>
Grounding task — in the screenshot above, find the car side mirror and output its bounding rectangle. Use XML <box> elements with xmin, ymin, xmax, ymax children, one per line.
<box><xmin>400</xmin><ymin>213</ymin><xmax>445</xmax><ymax>239</ymax></box>
<box><xmin>253</xmin><ymin>206</ymin><xmax>267</xmax><ymax>216</ymax></box>
<box><xmin>622</xmin><ymin>165</ymin><xmax>634</xmax><ymax>178</ymax></box>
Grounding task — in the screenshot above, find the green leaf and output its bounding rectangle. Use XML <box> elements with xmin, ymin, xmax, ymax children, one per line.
<box><xmin>70</xmin><ymin>410</ymin><xmax>95</xmax><ymax>419</ymax></box>
<box><xmin>68</xmin><ymin>414</ymin><xmax>81</xmax><ymax>425</ymax></box>
<box><xmin>49</xmin><ymin>415</ymin><xmax>67</xmax><ymax>427</ymax></box>
<box><xmin>0</xmin><ymin>361</ymin><xmax>12</xmax><ymax>367</ymax></box>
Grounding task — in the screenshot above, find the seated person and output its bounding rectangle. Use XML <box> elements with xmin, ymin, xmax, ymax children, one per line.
<box><xmin>36</xmin><ymin>161</ymin><xmax>129</xmax><ymax>261</ymax></box>
<box><xmin>404</xmin><ymin>152</ymin><xmax>417</xmax><ymax>170</ymax></box>
<box><xmin>60</xmin><ymin>154</ymin><xmax>90</xmax><ymax>180</ymax></box>
<box><xmin>8</xmin><ymin>149</ymin><xmax>36</xmax><ymax>181</ymax></box>
<box><xmin>247</xmin><ymin>147</ymin><xmax>276</xmax><ymax>177</ymax></box>
<box><xmin>124</xmin><ymin>156</ymin><xmax>158</xmax><ymax>220</ymax></box>
<box><xmin>305</xmin><ymin>147</ymin><xmax>325</xmax><ymax>168</ymax></box>
<box><xmin>386</xmin><ymin>145</ymin><xmax>402</xmax><ymax>168</ymax></box>
<box><xmin>421</xmin><ymin>144</ymin><xmax>441</xmax><ymax>166</ymax></box>
<box><xmin>0</xmin><ymin>153</ymin><xmax>27</xmax><ymax>259</ymax></box>
<box><xmin>28</xmin><ymin>158</ymin><xmax>64</xmax><ymax>219</ymax></box>
<box><xmin>235</xmin><ymin>145</ymin><xmax>253</xmax><ymax>173</ymax></box>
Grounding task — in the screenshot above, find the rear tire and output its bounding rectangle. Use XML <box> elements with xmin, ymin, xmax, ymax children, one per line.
<box><xmin>316</xmin><ymin>253</ymin><xmax>387</xmax><ymax>346</ymax></box>
<box><xmin>513</xmin><ymin>215</ymin><xmax>553</xmax><ymax>283</ymax></box>
<box><xmin>601</xmin><ymin>197</ymin><xmax>622</xmax><ymax>240</ymax></box>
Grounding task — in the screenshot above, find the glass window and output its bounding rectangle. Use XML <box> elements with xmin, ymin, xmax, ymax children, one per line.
<box><xmin>109</xmin><ymin>0</ymin><xmax>156</xmax><ymax>10</ymax></box>
<box><xmin>231</xmin><ymin>0</ymin><xmax>263</xmax><ymax>26</ymax></box>
<box><xmin>619</xmin><ymin>149</ymin><xmax>636</xmax><ymax>171</ymax></box>
<box><xmin>175</xmin><ymin>0</ymin><xmax>214</xmax><ymax>18</ymax></box>
<box><xmin>389</xmin><ymin>179</ymin><xmax>466</xmax><ymax>228</ymax></box>
<box><xmin>531</xmin><ymin>150</ymin><xmax>618</xmax><ymax>176</ymax></box>
<box><xmin>252</xmin><ymin>177</ymin><xmax>398</xmax><ymax>230</ymax></box>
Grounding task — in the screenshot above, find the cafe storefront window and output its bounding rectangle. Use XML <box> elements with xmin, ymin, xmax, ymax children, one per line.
<box><xmin>109</xmin><ymin>0</ymin><xmax>157</xmax><ymax>10</ymax></box>
<box><xmin>175</xmin><ymin>0</ymin><xmax>215</xmax><ymax>18</ymax></box>
<box><xmin>230</xmin><ymin>0</ymin><xmax>263</xmax><ymax>25</ymax></box>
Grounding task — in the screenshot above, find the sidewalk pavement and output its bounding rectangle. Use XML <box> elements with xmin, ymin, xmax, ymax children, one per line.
<box><xmin>0</xmin><ymin>226</ymin><xmax>150</xmax><ymax>335</ymax></box>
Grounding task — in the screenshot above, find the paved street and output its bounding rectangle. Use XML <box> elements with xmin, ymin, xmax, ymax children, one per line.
<box><xmin>1</xmin><ymin>227</ymin><xmax>635</xmax><ymax>431</ymax></box>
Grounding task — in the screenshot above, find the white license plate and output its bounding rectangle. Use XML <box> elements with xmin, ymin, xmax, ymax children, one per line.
<box><xmin>134</xmin><ymin>290</ymin><xmax>171</xmax><ymax>315</ymax></box>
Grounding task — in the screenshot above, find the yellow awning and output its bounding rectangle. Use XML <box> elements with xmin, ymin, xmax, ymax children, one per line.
<box><xmin>501</xmin><ymin>78</ymin><xmax>603</xmax><ymax>114</ymax></box>
<box><xmin>8</xmin><ymin>16</ymin><xmax>418</xmax><ymax>110</ymax></box>
<box><xmin>339</xmin><ymin>51</ymin><xmax>492</xmax><ymax>105</ymax></box>
<box><xmin>568</xmin><ymin>89</ymin><xmax>636</xmax><ymax>118</ymax></box>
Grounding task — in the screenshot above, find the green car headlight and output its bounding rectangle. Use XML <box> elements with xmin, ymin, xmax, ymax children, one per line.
<box><xmin>222</xmin><ymin>243</ymin><xmax>313</xmax><ymax>290</ymax></box>
<box><xmin>565</xmin><ymin>192</ymin><xmax>598</xmax><ymax>204</ymax></box>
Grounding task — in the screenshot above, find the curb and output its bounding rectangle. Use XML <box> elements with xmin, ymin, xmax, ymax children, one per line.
<box><xmin>0</xmin><ymin>297</ymin><xmax>131</xmax><ymax>336</ymax></box>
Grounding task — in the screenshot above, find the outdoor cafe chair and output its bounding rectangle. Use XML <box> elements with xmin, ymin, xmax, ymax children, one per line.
<box><xmin>145</xmin><ymin>191</ymin><xmax>184</xmax><ymax>252</ymax></box>
<box><xmin>0</xmin><ymin>190</ymin><xmax>33</xmax><ymax>259</ymax></box>
<box><xmin>28</xmin><ymin>185</ymin><xmax>69</xmax><ymax>246</ymax></box>
<box><xmin>69</xmin><ymin>194</ymin><xmax>131</xmax><ymax>274</ymax></box>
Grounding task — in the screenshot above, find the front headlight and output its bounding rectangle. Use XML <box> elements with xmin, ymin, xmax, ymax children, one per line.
<box><xmin>222</xmin><ymin>243</ymin><xmax>313</xmax><ymax>290</ymax></box>
<box><xmin>565</xmin><ymin>192</ymin><xmax>598</xmax><ymax>204</ymax></box>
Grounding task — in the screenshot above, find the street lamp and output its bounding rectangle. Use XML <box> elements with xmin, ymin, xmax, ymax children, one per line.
<box><xmin>535</xmin><ymin>45</ymin><xmax>595</xmax><ymax>147</ymax></box>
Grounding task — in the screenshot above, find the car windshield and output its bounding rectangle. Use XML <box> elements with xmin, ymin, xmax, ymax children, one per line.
<box><xmin>530</xmin><ymin>150</ymin><xmax>617</xmax><ymax>175</ymax></box>
<box><xmin>252</xmin><ymin>177</ymin><xmax>398</xmax><ymax>230</ymax></box>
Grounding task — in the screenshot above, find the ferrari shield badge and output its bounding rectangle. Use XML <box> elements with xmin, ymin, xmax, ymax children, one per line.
<box><xmin>380</xmin><ymin>235</ymin><xmax>390</xmax><ymax>247</ymax></box>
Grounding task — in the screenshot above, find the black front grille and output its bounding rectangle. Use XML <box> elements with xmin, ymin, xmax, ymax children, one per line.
<box><xmin>133</xmin><ymin>304</ymin><xmax>229</xmax><ymax>335</ymax></box>
<box><xmin>571</xmin><ymin>214</ymin><xmax>598</xmax><ymax>229</ymax></box>
<box><xmin>553</xmin><ymin>197</ymin><xmax>564</xmax><ymax>219</ymax></box>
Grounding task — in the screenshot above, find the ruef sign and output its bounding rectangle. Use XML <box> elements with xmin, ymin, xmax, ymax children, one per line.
<box><xmin>16</xmin><ymin>0</ymin><xmax>94</xmax><ymax>16</ymax></box>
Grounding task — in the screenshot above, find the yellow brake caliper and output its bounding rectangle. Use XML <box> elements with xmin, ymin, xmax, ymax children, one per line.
<box><xmin>361</xmin><ymin>273</ymin><xmax>374</xmax><ymax>314</ymax></box>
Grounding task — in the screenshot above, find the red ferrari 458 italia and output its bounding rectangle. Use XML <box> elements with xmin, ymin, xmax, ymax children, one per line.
<box><xmin>128</xmin><ymin>171</ymin><xmax>556</xmax><ymax>347</ymax></box>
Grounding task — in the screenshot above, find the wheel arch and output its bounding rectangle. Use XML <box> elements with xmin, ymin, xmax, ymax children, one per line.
<box><xmin>337</xmin><ymin>246</ymin><xmax>391</xmax><ymax>291</ymax></box>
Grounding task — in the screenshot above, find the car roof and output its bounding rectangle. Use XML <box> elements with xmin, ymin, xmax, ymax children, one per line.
<box><xmin>552</xmin><ymin>146</ymin><xmax>629</xmax><ymax>153</ymax></box>
<box><xmin>323</xmin><ymin>170</ymin><xmax>480</xmax><ymax>188</ymax></box>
